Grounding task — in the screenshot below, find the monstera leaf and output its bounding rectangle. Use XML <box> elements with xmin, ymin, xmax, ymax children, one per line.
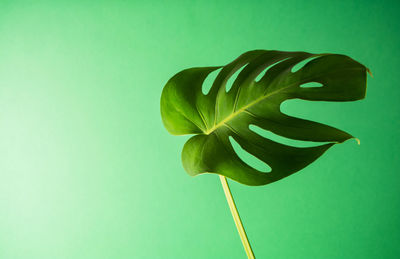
<box><xmin>161</xmin><ymin>50</ymin><xmax>369</xmax><ymax>186</ymax></box>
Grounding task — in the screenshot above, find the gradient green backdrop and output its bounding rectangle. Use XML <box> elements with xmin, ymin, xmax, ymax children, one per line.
<box><xmin>0</xmin><ymin>1</ymin><xmax>399</xmax><ymax>258</ymax></box>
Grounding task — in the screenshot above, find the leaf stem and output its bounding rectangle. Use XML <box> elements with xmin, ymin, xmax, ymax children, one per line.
<box><xmin>219</xmin><ymin>175</ymin><xmax>255</xmax><ymax>259</ymax></box>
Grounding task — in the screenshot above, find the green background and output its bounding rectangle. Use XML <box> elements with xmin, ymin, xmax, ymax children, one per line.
<box><xmin>0</xmin><ymin>0</ymin><xmax>399</xmax><ymax>258</ymax></box>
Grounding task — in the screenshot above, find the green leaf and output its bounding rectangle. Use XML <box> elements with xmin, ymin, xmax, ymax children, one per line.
<box><xmin>160</xmin><ymin>50</ymin><xmax>369</xmax><ymax>186</ymax></box>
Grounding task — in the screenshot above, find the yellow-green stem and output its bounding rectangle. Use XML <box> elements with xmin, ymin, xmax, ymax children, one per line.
<box><xmin>219</xmin><ymin>175</ymin><xmax>255</xmax><ymax>259</ymax></box>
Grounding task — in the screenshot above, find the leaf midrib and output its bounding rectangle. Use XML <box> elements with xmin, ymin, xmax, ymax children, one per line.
<box><xmin>205</xmin><ymin>84</ymin><xmax>293</xmax><ymax>135</ymax></box>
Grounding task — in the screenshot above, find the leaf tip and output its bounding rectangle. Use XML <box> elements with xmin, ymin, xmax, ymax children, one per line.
<box><xmin>354</xmin><ymin>138</ymin><xmax>361</xmax><ymax>145</ymax></box>
<box><xmin>367</xmin><ymin>68</ymin><xmax>373</xmax><ymax>78</ymax></box>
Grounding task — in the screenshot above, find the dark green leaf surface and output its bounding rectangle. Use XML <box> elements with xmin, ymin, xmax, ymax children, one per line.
<box><xmin>161</xmin><ymin>50</ymin><xmax>368</xmax><ymax>186</ymax></box>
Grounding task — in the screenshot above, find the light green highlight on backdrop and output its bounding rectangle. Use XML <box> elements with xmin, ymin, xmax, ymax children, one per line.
<box><xmin>0</xmin><ymin>0</ymin><xmax>399</xmax><ymax>258</ymax></box>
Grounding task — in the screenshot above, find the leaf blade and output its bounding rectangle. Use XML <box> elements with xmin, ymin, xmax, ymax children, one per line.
<box><xmin>161</xmin><ymin>50</ymin><xmax>369</xmax><ymax>186</ymax></box>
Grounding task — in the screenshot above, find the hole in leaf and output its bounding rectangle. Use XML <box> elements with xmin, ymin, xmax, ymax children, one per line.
<box><xmin>255</xmin><ymin>57</ymin><xmax>291</xmax><ymax>82</ymax></box>
<box><xmin>229</xmin><ymin>136</ymin><xmax>271</xmax><ymax>173</ymax></box>
<box><xmin>291</xmin><ymin>56</ymin><xmax>319</xmax><ymax>73</ymax></box>
<box><xmin>300</xmin><ymin>82</ymin><xmax>323</xmax><ymax>88</ymax></box>
<box><xmin>225</xmin><ymin>64</ymin><xmax>248</xmax><ymax>92</ymax></box>
<box><xmin>249</xmin><ymin>124</ymin><xmax>329</xmax><ymax>148</ymax></box>
<box><xmin>202</xmin><ymin>68</ymin><xmax>222</xmax><ymax>95</ymax></box>
<box><xmin>280</xmin><ymin>99</ymin><xmax>338</xmax><ymax>127</ymax></box>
